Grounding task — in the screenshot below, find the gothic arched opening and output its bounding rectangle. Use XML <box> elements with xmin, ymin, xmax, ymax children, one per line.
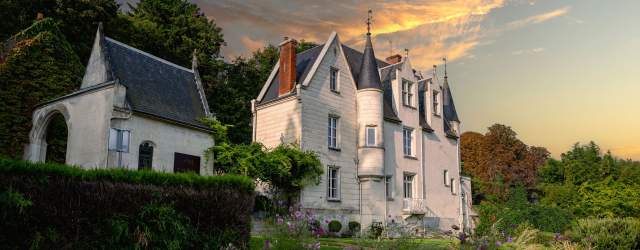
<box><xmin>44</xmin><ymin>112</ymin><xmax>68</xmax><ymax>164</ymax></box>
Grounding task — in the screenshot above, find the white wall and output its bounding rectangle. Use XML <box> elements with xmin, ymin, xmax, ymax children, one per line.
<box><xmin>25</xmin><ymin>84</ymin><xmax>116</xmax><ymax>168</ymax></box>
<box><xmin>254</xmin><ymin>96</ymin><xmax>301</xmax><ymax>148</ymax></box>
<box><xmin>299</xmin><ymin>38</ymin><xmax>359</xmax><ymax>214</ymax></box>
<box><xmin>108</xmin><ymin>114</ymin><xmax>214</xmax><ymax>175</ymax></box>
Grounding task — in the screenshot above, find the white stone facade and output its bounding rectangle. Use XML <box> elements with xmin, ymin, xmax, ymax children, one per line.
<box><xmin>253</xmin><ymin>32</ymin><xmax>473</xmax><ymax>233</ymax></box>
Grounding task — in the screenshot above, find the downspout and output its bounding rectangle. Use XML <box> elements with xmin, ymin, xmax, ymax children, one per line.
<box><xmin>251</xmin><ymin>99</ymin><xmax>257</xmax><ymax>142</ymax></box>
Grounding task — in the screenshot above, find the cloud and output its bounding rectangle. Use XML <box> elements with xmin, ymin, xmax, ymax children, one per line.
<box><xmin>240</xmin><ymin>36</ymin><xmax>265</xmax><ymax>53</ymax></box>
<box><xmin>506</xmin><ymin>6</ymin><xmax>570</xmax><ymax>30</ymax></box>
<box><xmin>200</xmin><ymin>0</ymin><xmax>510</xmax><ymax>70</ymax></box>
<box><xmin>511</xmin><ymin>47</ymin><xmax>544</xmax><ymax>55</ymax></box>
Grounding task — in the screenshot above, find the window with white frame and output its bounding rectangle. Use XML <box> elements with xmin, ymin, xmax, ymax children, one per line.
<box><xmin>402</xmin><ymin>79</ymin><xmax>414</xmax><ymax>107</ymax></box>
<box><xmin>403</xmin><ymin>174</ymin><xmax>414</xmax><ymax>198</ymax></box>
<box><xmin>328</xmin><ymin>116</ymin><xmax>339</xmax><ymax>149</ymax></box>
<box><xmin>385</xmin><ymin>176</ymin><xmax>393</xmax><ymax>199</ymax></box>
<box><xmin>444</xmin><ymin>170</ymin><xmax>450</xmax><ymax>186</ymax></box>
<box><xmin>432</xmin><ymin>91</ymin><xmax>440</xmax><ymax>115</ymax></box>
<box><xmin>330</xmin><ymin>67</ymin><xmax>339</xmax><ymax>92</ymax></box>
<box><xmin>402</xmin><ymin>127</ymin><xmax>413</xmax><ymax>156</ymax></box>
<box><xmin>451</xmin><ymin>178</ymin><xmax>457</xmax><ymax>195</ymax></box>
<box><xmin>327</xmin><ymin>166</ymin><xmax>340</xmax><ymax>200</ymax></box>
<box><xmin>366</xmin><ymin>126</ymin><xmax>376</xmax><ymax>146</ymax></box>
<box><xmin>108</xmin><ymin>128</ymin><xmax>130</xmax><ymax>152</ymax></box>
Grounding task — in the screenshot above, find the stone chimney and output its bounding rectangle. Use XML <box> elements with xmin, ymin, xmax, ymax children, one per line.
<box><xmin>385</xmin><ymin>54</ymin><xmax>402</xmax><ymax>64</ymax></box>
<box><xmin>278</xmin><ymin>37</ymin><xmax>297</xmax><ymax>96</ymax></box>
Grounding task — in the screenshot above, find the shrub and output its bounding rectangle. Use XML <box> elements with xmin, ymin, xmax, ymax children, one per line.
<box><xmin>0</xmin><ymin>158</ymin><xmax>254</xmax><ymax>249</ymax></box>
<box><xmin>368</xmin><ymin>222</ymin><xmax>384</xmax><ymax>239</ymax></box>
<box><xmin>572</xmin><ymin>218</ymin><xmax>640</xmax><ymax>250</ymax></box>
<box><xmin>328</xmin><ymin>220</ymin><xmax>342</xmax><ymax>233</ymax></box>
<box><xmin>348</xmin><ymin>221</ymin><xmax>361</xmax><ymax>233</ymax></box>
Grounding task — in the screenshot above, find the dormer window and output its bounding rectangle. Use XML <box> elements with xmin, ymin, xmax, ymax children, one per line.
<box><xmin>402</xmin><ymin>79</ymin><xmax>414</xmax><ymax>107</ymax></box>
<box><xmin>432</xmin><ymin>91</ymin><xmax>440</xmax><ymax>116</ymax></box>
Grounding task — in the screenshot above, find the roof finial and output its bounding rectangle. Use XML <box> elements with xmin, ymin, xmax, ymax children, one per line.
<box><xmin>442</xmin><ymin>57</ymin><xmax>448</xmax><ymax>79</ymax></box>
<box><xmin>366</xmin><ymin>9</ymin><xmax>373</xmax><ymax>35</ymax></box>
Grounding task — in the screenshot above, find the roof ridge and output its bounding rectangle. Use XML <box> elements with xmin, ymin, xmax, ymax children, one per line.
<box><xmin>105</xmin><ymin>37</ymin><xmax>194</xmax><ymax>73</ymax></box>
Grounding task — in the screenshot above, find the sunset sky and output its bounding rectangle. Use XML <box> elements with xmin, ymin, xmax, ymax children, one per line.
<box><xmin>189</xmin><ymin>0</ymin><xmax>640</xmax><ymax>160</ymax></box>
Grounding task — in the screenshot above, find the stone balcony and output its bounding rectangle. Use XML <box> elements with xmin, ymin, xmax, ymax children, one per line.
<box><xmin>402</xmin><ymin>198</ymin><xmax>427</xmax><ymax>215</ymax></box>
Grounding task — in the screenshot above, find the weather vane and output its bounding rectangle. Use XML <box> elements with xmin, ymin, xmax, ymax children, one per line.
<box><xmin>442</xmin><ymin>57</ymin><xmax>448</xmax><ymax>78</ymax></box>
<box><xmin>366</xmin><ymin>9</ymin><xmax>373</xmax><ymax>35</ymax></box>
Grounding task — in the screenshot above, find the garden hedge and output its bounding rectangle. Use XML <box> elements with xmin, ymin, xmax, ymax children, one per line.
<box><xmin>0</xmin><ymin>158</ymin><xmax>255</xmax><ymax>249</ymax></box>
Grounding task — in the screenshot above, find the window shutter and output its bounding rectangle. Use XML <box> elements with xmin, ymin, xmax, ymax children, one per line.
<box><xmin>108</xmin><ymin>128</ymin><xmax>118</xmax><ymax>150</ymax></box>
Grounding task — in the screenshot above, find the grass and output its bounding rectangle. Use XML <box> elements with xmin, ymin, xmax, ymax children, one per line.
<box><xmin>250</xmin><ymin>236</ymin><xmax>456</xmax><ymax>250</ymax></box>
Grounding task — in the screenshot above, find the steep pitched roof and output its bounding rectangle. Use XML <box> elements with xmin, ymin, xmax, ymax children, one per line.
<box><xmin>442</xmin><ymin>76</ymin><xmax>460</xmax><ymax>124</ymax></box>
<box><xmin>442</xmin><ymin>75</ymin><xmax>460</xmax><ymax>138</ymax></box>
<box><xmin>356</xmin><ymin>34</ymin><xmax>383</xmax><ymax>89</ymax></box>
<box><xmin>82</xmin><ymin>25</ymin><xmax>210</xmax><ymax>130</ymax></box>
<box><xmin>258</xmin><ymin>44</ymin><xmax>324</xmax><ymax>104</ymax></box>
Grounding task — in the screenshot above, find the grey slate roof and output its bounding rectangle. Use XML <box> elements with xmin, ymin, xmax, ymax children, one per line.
<box><xmin>258</xmin><ymin>44</ymin><xmax>324</xmax><ymax>104</ymax></box>
<box><xmin>442</xmin><ymin>76</ymin><xmax>460</xmax><ymax>138</ymax></box>
<box><xmin>101</xmin><ymin>38</ymin><xmax>209</xmax><ymax>129</ymax></box>
<box><xmin>356</xmin><ymin>34</ymin><xmax>383</xmax><ymax>90</ymax></box>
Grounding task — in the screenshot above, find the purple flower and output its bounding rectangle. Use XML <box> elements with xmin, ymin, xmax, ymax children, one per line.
<box><xmin>496</xmin><ymin>241</ymin><xmax>502</xmax><ymax>246</ymax></box>
<box><xmin>276</xmin><ymin>217</ymin><xmax>284</xmax><ymax>225</ymax></box>
<box><xmin>261</xmin><ymin>239</ymin><xmax>271</xmax><ymax>250</ymax></box>
<box><xmin>295</xmin><ymin>211</ymin><xmax>302</xmax><ymax>219</ymax></box>
<box><xmin>506</xmin><ymin>237</ymin><xmax>513</xmax><ymax>243</ymax></box>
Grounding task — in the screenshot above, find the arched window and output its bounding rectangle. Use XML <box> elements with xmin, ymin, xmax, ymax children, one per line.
<box><xmin>138</xmin><ymin>142</ymin><xmax>154</xmax><ymax>170</ymax></box>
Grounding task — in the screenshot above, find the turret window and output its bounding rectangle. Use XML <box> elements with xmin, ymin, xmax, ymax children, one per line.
<box><xmin>402</xmin><ymin>79</ymin><xmax>414</xmax><ymax>107</ymax></box>
<box><xmin>366</xmin><ymin>126</ymin><xmax>376</xmax><ymax>146</ymax></box>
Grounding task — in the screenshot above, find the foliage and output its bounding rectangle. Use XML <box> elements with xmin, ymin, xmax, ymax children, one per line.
<box><xmin>0</xmin><ymin>18</ymin><xmax>83</xmax><ymax>159</ymax></box>
<box><xmin>571</xmin><ymin>218</ymin><xmax>640</xmax><ymax>250</ymax></box>
<box><xmin>328</xmin><ymin>220</ymin><xmax>342</xmax><ymax>233</ymax></box>
<box><xmin>102</xmin><ymin>203</ymin><xmax>194</xmax><ymax>249</ymax></box>
<box><xmin>0</xmin><ymin>158</ymin><xmax>254</xmax><ymax>249</ymax></box>
<box><xmin>0</xmin><ymin>0</ymin><xmax>121</xmax><ymax>61</ymax></box>
<box><xmin>477</xmin><ymin>187</ymin><xmax>572</xmax><ymax>236</ymax></box>
<box><xmin>367</xmin><ymin>222</ymin><xmax>384</xmax><ymax>239</ymax></box>
<box><xmin>0</xmin><ymin>158</ymin><xmax>254</xmax><ymax>191</ymax></box>
<box><xmin>538</xmin><ymin>142</ymin><xmax>640</xmax><ymax>218</ymax></box>
<box><xmin>205</xmin><ymin>117</ymin><xmax>323</xmax><ymax>206</ymax></box>
<box><xmin>348</xmin><ymin>221</ymin><xmax>361</xmax><ymax>234</ymax></box>
<box><xmin>460</xmin><ymin>124</ymin><xmax>550</xmax><ymax>200</ymax></box>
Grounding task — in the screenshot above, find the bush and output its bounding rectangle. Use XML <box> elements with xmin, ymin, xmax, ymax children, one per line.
<box><xmin>0</xmin><ymin>158</ymin><xmax>255</xmax><ymax>249</ymax></box>
<box><xmin>328</xmin><ymin>220</ymin><xmax>342</xmax><ymax>233</ymax></box>
<box><xmin>477</xmin><ymin>186</ymin><xmax>572</xmax><ymax>236</ymax></box>
<box><xmin>368</xmin><ymin>222</ymin><xmax>384</xmax><ymax>239</ymax></box>
<box><xmin>572</xmin><ymin>218</ymin><xmax>640</xmax><ymax>250</ymax></box>
<box><xmin>348</xmin><ymin>221</ymin><xmax>361</xmax><ymax>233</ymax></box>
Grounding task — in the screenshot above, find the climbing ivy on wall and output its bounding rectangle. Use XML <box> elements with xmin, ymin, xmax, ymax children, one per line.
<box><xmin>0</xmin><ymin>18</ymin><xmax>83</xmax><ymax>159</ymax></box>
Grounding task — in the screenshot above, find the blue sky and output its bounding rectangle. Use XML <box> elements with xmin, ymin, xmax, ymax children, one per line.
<box><xmin>192</xmin><ymin>0</ymin><xmax>640</xmax><ymax>159</ymax></box>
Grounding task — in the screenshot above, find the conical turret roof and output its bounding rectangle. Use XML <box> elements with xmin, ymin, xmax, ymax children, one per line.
<box><xmin>356</xmin><ymin>34</ymin><xmax>382</xmax><ymax>89</ymax></box>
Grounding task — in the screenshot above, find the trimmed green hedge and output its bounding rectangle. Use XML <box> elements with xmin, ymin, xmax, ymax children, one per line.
<box><xmin>0</xmin><ymin>159</ymin><xmax>254</xmax><ymax>191</ymax></box>
<box><xmin>0</xmin><ymin>159</ymin><xmax>255</xmax><ymax>249</ymax></box>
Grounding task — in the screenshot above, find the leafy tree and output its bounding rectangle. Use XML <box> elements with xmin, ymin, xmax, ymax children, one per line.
<box><xmin>460</xmin><ymin>124</ymin><xmax>550</xmax><ymax>199</ymax></box>
<box><xmin>0</xmin><ymin>0</ymin><xmax>121</xmax><ymax>62</ymax></box>
<box><xmin>202</xmin><ymin>117</ymin><xmax>323</xmax><ymax>207</ymax></box>
<box><xmin>0</xmin><ymin>18</ymin><xmax>83</xmax><ymax>158</ymax></box>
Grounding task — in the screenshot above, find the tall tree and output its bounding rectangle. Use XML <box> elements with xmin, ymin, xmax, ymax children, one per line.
<box><xmin>460</xmin><ymin>124</ymin><xmax>550</xmax><ymax>199</ymax></box>
<box><xmin>0</xmin><ymin>18</ymin><xmax>84</xmax><ymax>158</ymax></box>
<box><xmin>0</xmin><ymin>0</ymin><xmax>121</xmax><ymax>63</ymax></box>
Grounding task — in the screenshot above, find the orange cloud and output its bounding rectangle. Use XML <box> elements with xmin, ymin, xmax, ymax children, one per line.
<box><xmin>199</xmin><ymin>0</ymin><xmax>569</xmax><ymax>71</ymax></box>
<box><xmin>506</xmin><ymin>6</ymin><xmax>570</xmax><ymax>30</ymax></box>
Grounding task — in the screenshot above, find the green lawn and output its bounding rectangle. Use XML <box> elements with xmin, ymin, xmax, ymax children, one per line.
<box><xmin>250</xmin><ymin>236</ymin><xmax>456</xmax><ymax>250</ymax></box>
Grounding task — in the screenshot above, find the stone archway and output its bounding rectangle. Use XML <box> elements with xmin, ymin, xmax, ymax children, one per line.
<box><xmin>24</xmin><ymin>103</ymin><xmax>71</xmax><ymax>163</ymax></box>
